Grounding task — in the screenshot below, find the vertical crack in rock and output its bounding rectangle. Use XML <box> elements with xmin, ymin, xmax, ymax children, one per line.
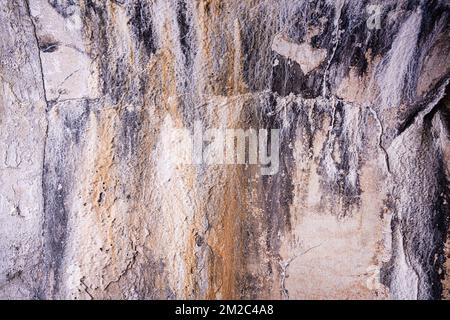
<box><xmin>23</xmin><ymin>0</ymin><xmax>52</xmax><ymax>298</ymax></box>
<box><xmin>278</xmin><ymin>243</ymin><xmax>321</xmax><ymax>300</ymax></box>
<box><xmin>24</xmin><ymin>0</ymin><xmax>50</xmax><ymax>104</ymax></box>
<box><xmin>368</xmin><ymin>106</ymin><xmax>391</xmax><ymax>174</ymax></box>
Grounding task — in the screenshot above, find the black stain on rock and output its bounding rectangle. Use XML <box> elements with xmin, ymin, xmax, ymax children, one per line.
<box><xmin>97</xmin><ymin>191</ymin><xmax>104</xmax><ymax>205</ymax></box>
<box><xmin>63</xmin><ymin>100</ymin><xmax>90</xmax><ymax>144</ymax></box>
<box><xmin>82</xmin><ymin>1</ymin><xmax>156</xmax><ymax>105</ymax></box>
<box><xmin>128</xmin><ymin>0</ymin><xmax>156</xmax><ymax>56</ymax></box>
<box><xmin>259</xmin><ymin>95</ymin><xmax>301</xmax><ymax>252</ymax></box>
<box><xmin>118</xmin><ymin>108</ymin><xmax>142</xmax><ymax>159</ymax></box>
<box><xmin>40</xmin><ymin>102</ymin><xmax>90</xmax><ymax>298</ymax></box>
<box><xmin>177</xmin><ymin>0</ymin><xmax>191</xmax><ymax>63</ymax></box>
<box><xmin>48</xmin><ymin>0</ymin><xmax>77</xmax><ymax>18</ymax></box>
<box><xmin>271</xmin><ymin>53</ymin><xmax>325</xmax><ymax>98</ymax></box>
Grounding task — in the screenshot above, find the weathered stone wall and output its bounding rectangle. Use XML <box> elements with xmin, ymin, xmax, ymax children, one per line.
<box><xmin>0</xmin><ymin>0</ymin><xmax>449</xmax><ymax>299</ymax></box>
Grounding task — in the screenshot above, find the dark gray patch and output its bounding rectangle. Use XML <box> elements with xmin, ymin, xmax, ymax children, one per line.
<box><xmin>381</xmin><ymin>111</ymin><xmax>450</xmax><ymax>299</ymax></box>
<box><xmin>259</xmin><ymin>96</ymin><xmax>306</xmax><ymax>251</ymax></box>
<box><xmin>118</xmin><ymin>108</ymin><xmax>142</xmax><ymax>159</ymax></box>
<box><xmin>40</xmin><ymin>102</ymin><xmax>90</xmax><ymax>298</ymax></box>
<box><xmin>62</xmin><ymin>100</ymin><xmax>90</xmax><ymax>144</ymax></box>
<box><xmin>127</xmin><ymin>0</ymin><xmax>156</xmax><ymax>56</ymax></box>
<box><xmin>40</xmin><ymin>41</ymin><xmax>60</xmax><ymax>53</ymax></box>
<box><xmin>38</xmin><ymin>34</ymin><xmax>60</xmax><ymax>53</ymax></box>
<box><xmin>48</xmin><ymin>0</ymin><xmax>77</xmax><ymax>18</ymax></box>
<box><xmin>237</xmin><ymin>273</ymin><xmax>265</xmax><ymax>299</ymax></box>
<box><xmin>177</xmin><ymin>0</ymin><xmax>191</xmax><ymax>63</ymax></box>
<box><xmin>271</xmin><ymin>53</ymin><xmax>325</xmax><ymax>98</ymax></box>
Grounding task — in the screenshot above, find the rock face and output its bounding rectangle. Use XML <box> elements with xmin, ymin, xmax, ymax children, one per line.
<box><xmin>0</xmin><ymin>0</ymin><xmax>449</xmax><ymax>300</ymax></box>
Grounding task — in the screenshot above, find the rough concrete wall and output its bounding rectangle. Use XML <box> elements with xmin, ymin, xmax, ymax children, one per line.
<box><xmin>0</xmin><ymin>0</ymin><xmax>449</xmax><ymax>300</ymax></box>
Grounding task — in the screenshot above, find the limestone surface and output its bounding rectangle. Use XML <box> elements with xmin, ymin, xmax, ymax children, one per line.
<box><xmin>0</xmin><ymin>0</ymin><xmax>449</xmax><ymax>300</ymax></box>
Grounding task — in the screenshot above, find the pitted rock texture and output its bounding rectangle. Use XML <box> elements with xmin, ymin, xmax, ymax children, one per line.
<box><xmin>0</xmin><ymin>0</ymin><xmax>449</xmax><ymax>300</ymax></box>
